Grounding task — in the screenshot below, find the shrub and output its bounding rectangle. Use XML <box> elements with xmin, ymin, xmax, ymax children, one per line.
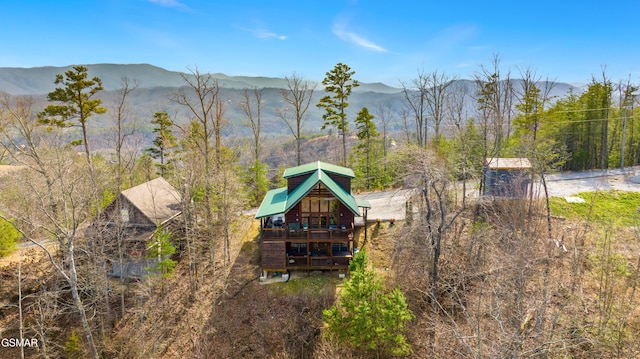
<box><xmin>323</xmin><ymin>250</ymin><xmax>414</xmax><ymax>356</ymax></box>
<box><xmin>0</xmin><ymin>217</ymin><xmax>20</xmax><ymax>257</ymax></box>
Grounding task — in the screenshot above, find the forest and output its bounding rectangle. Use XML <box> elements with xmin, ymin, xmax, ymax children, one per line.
<box><xmin>1</xmin><ymin>56</ymin><xmax>640</xmax><ymax>358</ymax></box>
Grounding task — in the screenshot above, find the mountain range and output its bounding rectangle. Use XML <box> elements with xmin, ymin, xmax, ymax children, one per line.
<box><xmin>0</xmin><ymin>63</ymin><xmax>405</xmax><ymax>95</ymax></box>
<box><xmin>0</xmin><ymin>63</ymin><xmax>582</xmax><ymax>140</ymax></box>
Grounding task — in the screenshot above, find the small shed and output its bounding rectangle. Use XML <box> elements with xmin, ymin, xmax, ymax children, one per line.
<box><xmin>483</xmin><ymin>158</ymin><xmax>532</xmax><ymax>198</ymax></box>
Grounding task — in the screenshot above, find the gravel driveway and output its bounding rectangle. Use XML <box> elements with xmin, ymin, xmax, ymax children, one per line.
<box><xmin>544</xmin><ymin>166</ymin><xmax>640</xmax><ymax>197</ymax></box>
<box><xmin>354</xmin><ymin>166</ymin><xmax>640</xmax><ymax>221</ymax></box>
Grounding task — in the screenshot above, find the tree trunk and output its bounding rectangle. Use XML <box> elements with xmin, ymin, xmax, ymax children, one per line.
<box><xmin>342</xmin><ymin>120</ymin><xmax>348</xmax><ymax>166</ymax></box>
<box><xmin>67</xmin><ymin>244</ymin><xmax>99</xmax><ymax>359</ymax></box>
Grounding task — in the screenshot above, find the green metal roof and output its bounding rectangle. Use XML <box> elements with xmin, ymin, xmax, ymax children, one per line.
<box><xmin>254</xmin><ymin>187</ymin><xmax>288</xmax><ymax>219</ymax></box>
<box><xmin>283</xmin><ymin>161</ymin><xmax>355</xmax><ymax>179</ymax></box>
<box><xmin>285</xmin><ymin>169</ymin><xmax>360</xmax><ymax>215</ymax></box>
<box><xmin>255</xmin><ymin>168</ymin><xmax>367</xmax><ymax>219</ymax></box>
<box><xmin>356</xmin><ymin>198</ymin><xmax>371</xmax><ymax>209</ymax></box>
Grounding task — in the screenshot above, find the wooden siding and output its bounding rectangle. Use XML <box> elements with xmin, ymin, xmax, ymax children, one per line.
<box><xmin>286</xmin><ymin>172</ymin><xmax>352</xmax><ymax>193</ymax></box>
<box><xmin>327</xmin><ymin>173</ymin><xmax>351</xmax><ymax>192</ymax></box>
<box><xmin>287</xmin><ymin>174</ymin><xmax>310</xmax><ymax>193</ymax></box>
<box><xmin>124</xmin><ymin>198</ymin><xmax>155</xmax><ymax>225</ymax></box>
<box><xmin>285</xmin><ymin>203</ymin><xmax>300</xmax><ymax>224</ymax></box>
<box><xmin>262</xmin><ymin>241</ymin><xmax>287</xmax><ymax>271</ymax></box>
<box><xmin>338</xmin><ymin>202</ymin><xmax>355</xmax><ymax>227</ymax></box>
<box><xmin>102</xmin><ymin>197</ymin><xmax>155</xmax><ymax>227</ymax></box>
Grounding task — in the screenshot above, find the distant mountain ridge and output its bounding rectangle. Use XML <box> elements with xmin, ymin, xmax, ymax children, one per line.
<box><xmin>0</xmin><ymin>63</ymin><xmax>585</xmax><ymax>141</ymax></box>
<box><xmin>0</xmin><ymin>63</ymin><xmax>404</xmax><ymax>95</ymax></box>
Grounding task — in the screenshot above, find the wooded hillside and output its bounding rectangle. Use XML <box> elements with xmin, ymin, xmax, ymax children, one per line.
<box><xmin>1</xmin><ymin>60</ymin><xmax>640</xmax><ymax>358</ymax></box>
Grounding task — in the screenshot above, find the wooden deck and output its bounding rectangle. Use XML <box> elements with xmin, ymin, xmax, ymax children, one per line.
<box><xmin>260</xmin><ymin>227</ymin><xmax>354</xmax><ymax>272</ymax></box>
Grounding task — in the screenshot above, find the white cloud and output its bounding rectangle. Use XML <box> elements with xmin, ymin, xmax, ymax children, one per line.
<box><xmin>236</xmin><ymin>23</ymin><xmax>287</xmax><ymax>40</ymax></box>
<box><xmin>332</xmin><ymin>22</ymin><xmax>386</xmax><ymax>53</ymax></box>
<box><xmin>255</xmin><ymin>29</ymin><xmax>287</xmax><ymax>40</ymax></box>
<box><xmin>149</xmin><ymin>0</ymin><xmax>189</xmax><ymax>10</ymax></box>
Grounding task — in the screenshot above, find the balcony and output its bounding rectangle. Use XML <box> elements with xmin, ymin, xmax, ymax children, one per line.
<box><xmin>260</xmin><ymin>223</ymin><xmax>355</xmax><ymax>272</ymax></box>
<box><xmin>261</xmin><ymin>224</ymin><xmax>353</xmax><ymax>242</ymax></box>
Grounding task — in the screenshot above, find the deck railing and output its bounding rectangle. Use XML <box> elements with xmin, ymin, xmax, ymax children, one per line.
<box><xmin>261</xmin><ymin>224</ymin><xmax>355</xmax><ymax>271</ymax></box>
<box><xmin>286</xmin><ymin>254</ymin><xmax>352</xmax><ymax>271</ymax></box>
<box><xmin>261</xmin><ymin>227</ymin><xmax>353</xmax><ymax>241</ymax></box>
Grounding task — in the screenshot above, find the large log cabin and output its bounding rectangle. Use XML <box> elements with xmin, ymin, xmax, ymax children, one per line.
<box><xmin>255</xmin><ymin>161</ymin><xmax>370</xmax><ymax>276</ymax></box>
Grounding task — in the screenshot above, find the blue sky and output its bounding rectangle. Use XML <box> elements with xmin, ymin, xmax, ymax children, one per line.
<box><xmin>2</xmin><ymin>0</ymin><xmax>640</xmax><ymax>85</ymax></box>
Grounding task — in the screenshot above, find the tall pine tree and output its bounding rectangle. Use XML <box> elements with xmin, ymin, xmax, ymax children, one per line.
<box><xmin>146</xmin><ymin>111</ymin><xmax>177</xmax><ymax>177</ymax></box>
<box><xmin>317</xmin><ymin>63</ymin><xmax>359</xmax><ymax>165</ymax></box>
<box><xmin>38</xmin><ymin>65</ymin><xmax>106</xmax><ymax>168</ymax></box>
<box><xmin>352</xmin><ymin>107</ymin><xmax>382</xmax><ymax>190</ymax></box>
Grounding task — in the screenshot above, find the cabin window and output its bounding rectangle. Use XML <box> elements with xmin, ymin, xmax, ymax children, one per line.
<box><xmin>299</xmin><ymin>184</ymin><xmax>338</xmax><ymax>229</ymax></box>
<box><xmin>320</xmin><ymin>199</ymin><xmax>329</xmax><ymax>212</ymax></box>
<box><xmin>332</xmin><ymin>242</ymin><xmax>349</xmax><ymax>254</ymax></box>
<box><xmin>120</xmin><ymin>209</ymin><xmax>130</xmax><ymax>223</ymax></box>
<box><xmin>290</xmin><ymin>242</ymin><xmax>307</xmax><ymax>256</ymax></box>
<box><xmin>310</xmin><ymin>242</ymin><xmax>327</xmax><ymax>256</ymax></box>
<box><xmin>310</xmin><ymin>199</ymin><xmax>319</xmax><ymax>212</ymax></box>
<box><xmin>311</xmin><ymin>216</ymin><xmax>319</xmax><ymax>229</ymax></box>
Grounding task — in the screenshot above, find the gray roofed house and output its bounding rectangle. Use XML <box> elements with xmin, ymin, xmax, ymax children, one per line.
<box><xmin>115</xmin><ymin>177</ymin><xmax>182</xmax><ymax>226</ymax></box>
<box><xmin>99</xmin><ymin>177</ymin><xmax>182</xmax><ymax>278</ymax></box>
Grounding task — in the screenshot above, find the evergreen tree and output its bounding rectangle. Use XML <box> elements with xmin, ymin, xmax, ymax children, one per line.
<box><xmin>587</xmin><ymin>76</ymin><xmax>613</xmax><ymax>169</ymax></box>
<box><xmin>513</xmin><ymin>82</ymin><xmax>543</xmax><ymax>141</ymax></box>
<box><xmin>0</xmin><ymin>217</ymin><xmax>19</xmax><ymax>257</ymax></box>
<box><xmin>352</xmin><ymin>107</ymin><xmax>382</xmax><ymax>190</ymax></box>
<box><xmin>64</xmin><ymin>330</ymin><xmax>81</xmax><ymax>359</ymax></box>
<box><xmin>543</xmin><ymin>91</ymin><xmax>583</xmax><ymax>170</ymax></box>
<box><xmin>38</xmin><ymin>65</ymin><xmax>106</xmax><ymax>167</ymax></box>
<box><xmin>146</xmin><ymin>111</ymin><xmax>178</xmax><ymax>177</ymax></box>
<box><xmin>543</xmin><ymin>78</ymin><xmax>613</xmax><ymax>171</ymax></box>
<box><xmin>438</xmin><ymin>119</ymin><xmax>484</xmax><ymax>181</ymax></box>
<box><xmin>242</xmin><ymin>160</ymin><xmax>269</xmax><ymax>207</ymax></box>
<box><xmin>317</xmin><ymin>63</ymin><xmax>359</xmax><ymax>166</ymax></box>
<box><xmin>323</xmin><ymin>250</ymin><xmax>413</xmax><ymax>356</ymax></box>
<box><xmin>147</xmin><ymin>226</ymin><xmax>177</xmax><ymax>277</ymax></box>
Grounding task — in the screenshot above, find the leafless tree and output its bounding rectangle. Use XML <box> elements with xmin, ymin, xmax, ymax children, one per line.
<box><xmin>110</xmin><ymin>77</ymin><xmax>141</xmax><ymax>188</ymax></box>
<box><xmin>399</xmin><ymin>108</ymin><xmax>413</xmax><ymax>144</ymax></box>
<box><xmin>108</xmin><ymin>77</ymin><xmax>141</xmax><ymax>322</ymax></box>
<box><xmin>425</xmin><ymin>70</ymin><xmax>456</xmax><ymax>145</ymax></box>
<box><xmin>401</xmin><ymin>72</ymin><xmax>428</xmax><ymax>146</ymax></box>
<box><xmin>473</xmin><ymin>54</ymin><xmax>515</xmax><ymax>159</ymax></box>
<box><xmin>171</xmin><ymin>67</ymin><xmax>224</xmax><ymax>284</ymax></box>
<box><xmin>514</xmin><ymin>67</ymin><xmax>558</xmax><ymax>235</ymax></box>
<box><xmin>0</xmin><ymin>94</ymin><xmax>100</xmax><ymax>358</ymax></box>
<box><xmin>276</xmin><ymin>72</ymin><xmax>316</xmax><ymax>165</ymax></box>
<box><xmin>403</xmin><ymin>147</ymin><xmax>466</xmax><ymax>350</ymax></box>
<box><xmin>239</xmin><ymin>87</ymin><xmax>264</xmax><ymax>163</ymax></box>
<box><xmin>401</xmin><ymin>69</ymin><xmax>456</xmax><ymax>147</ymax></box>
<box><xmin>374</xmin><ymin>102</ymin><xmax>394</xmax><ymax>159</ymax></box>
